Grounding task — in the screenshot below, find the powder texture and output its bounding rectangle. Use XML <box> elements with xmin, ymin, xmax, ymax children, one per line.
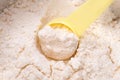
<box><xmin>111</xmin><ymin>0</ymin><xmax>120</xmax><ymax>17</ymax></box>
<box><xmin>0</xmin><ymin>0</ymin><xmax>120</xmax><ymax>80</ymax></box>
<box><xmin>38</xmin><ymin>26</ymin><xmax>79</xmax><ymax>60</ymax></box>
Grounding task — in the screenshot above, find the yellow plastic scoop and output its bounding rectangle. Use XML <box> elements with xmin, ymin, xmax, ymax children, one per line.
<box><xmin>48</xmin><ymin>0</ymin><xmax>113</xmax><ymax>37</ymax></box>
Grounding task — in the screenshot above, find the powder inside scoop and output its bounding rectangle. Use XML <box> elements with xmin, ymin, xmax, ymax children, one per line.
<box><xmin>38</xmin><ymin>26</ymin><xmax>79</xmax><ymax>60</ymax></box>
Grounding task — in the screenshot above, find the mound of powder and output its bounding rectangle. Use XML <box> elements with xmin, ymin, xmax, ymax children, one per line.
<box><xmin>38</xmin><ymin>26</ymin><xmax>79</xmax><ymax>60</ymax></box>
<box><xmin>0</xmin><ymin>0</ymin><xmax>120</xmax><ymax>80</ymax></box>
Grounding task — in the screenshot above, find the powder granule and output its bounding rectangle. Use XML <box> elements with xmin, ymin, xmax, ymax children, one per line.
<box><xmin>38</xmin><ymin>26</ymin><xmax>79</xmax><ymax>60</ymax></box>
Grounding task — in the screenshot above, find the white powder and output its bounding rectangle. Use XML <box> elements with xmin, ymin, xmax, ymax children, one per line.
<box><xmin>38</xmin><ymin>26</ymin><xmax>79</xmax><ymax>60</ymax></box>
<box><xmin>0</xmin><ymin>0</ymin><xmax>120</xmax><ymax>80</ymax></box>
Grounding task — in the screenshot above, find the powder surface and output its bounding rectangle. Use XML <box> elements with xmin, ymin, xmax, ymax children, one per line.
<box><xmin>0</xmin><ymin>0</ymin><xmax>120</xmax><ymax>80</ymax></box>
<box><xmin>38</xmin><ymin>26</ymin><xmax>79</xmax><ymax>60</ymax></box>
